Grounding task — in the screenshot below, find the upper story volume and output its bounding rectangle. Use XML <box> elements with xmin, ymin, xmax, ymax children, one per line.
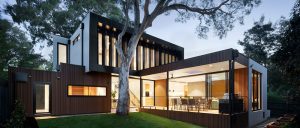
<box><xmin>53</xmin><ymin>12</ymin><xmax>184</xmax><ymax>75</ymax></box>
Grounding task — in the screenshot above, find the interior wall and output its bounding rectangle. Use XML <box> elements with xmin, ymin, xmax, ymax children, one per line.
<box><xmin>211</xmin><ymin>80</ymin><xmax>226</xmax><ymax>99</ymax></box>
<box><xmin>234</xmin><ymin>68</ymin><xmax>248</xmax><ymax>111</ymax></box>
<box><xmin>154</xmin><ymin>79</ymin><xmax>167</xmax><ymax>107</ymax></box>
<box><xmin>187</xmin><ymin>82</ymin><xmax>205</xmax><ymax>97</ymax></box>
<box><xmin>169</xmin><ymin>81</ymin><xmax>186</xmax><ymax>97</ymax></box>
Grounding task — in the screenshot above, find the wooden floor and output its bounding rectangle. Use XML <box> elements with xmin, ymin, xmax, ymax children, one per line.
<box><xmin>140</xmin><ymin>108</ymin><xmax>248</xmax><ymax>128</ymax></box>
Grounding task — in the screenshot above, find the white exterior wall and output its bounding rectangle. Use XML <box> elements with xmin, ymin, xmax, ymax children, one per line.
<box><xmin>248</xmin><ymin>59</ymin><xmax>270</xmax><ymax>127</ymax></box>
<box><xmin>69</xmin><ymin>27</ymin><xmax>82</xmax><ymax>66</ymax></box>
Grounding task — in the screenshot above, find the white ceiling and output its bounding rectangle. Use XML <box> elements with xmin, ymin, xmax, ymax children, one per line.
<box><xmin>142</xmin><ymin>61</ymin><xmax>246</xmax><ymax>80</ymax></box>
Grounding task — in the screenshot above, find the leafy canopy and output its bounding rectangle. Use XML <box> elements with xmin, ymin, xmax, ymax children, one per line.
<box><xmin>5</xmin><ymin>0</ymin><xmax>124</xmax><ymax>45</ymax></box>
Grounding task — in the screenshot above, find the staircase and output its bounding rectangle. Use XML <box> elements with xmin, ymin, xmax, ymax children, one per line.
<box><xmin>129</xmin><ymin>89</ymin><xmax>140</xmax><ymax>108</ymax></box>
<box><xmin>113</xmin><ymin>83</ymin><xmax>140</xmax><ymax>108</ymax></box>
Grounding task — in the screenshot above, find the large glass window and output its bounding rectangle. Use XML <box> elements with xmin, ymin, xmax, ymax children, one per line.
<box><xmin>98</xmin><ymin>33</ymin><xmax>103</xmax><ymax>65</ymax></box>
<box><xmin>252</xmin><ymin>70</ymin><xmax>261</xmax><ymax>111</ymax></box>
<box><xmin>138</xmin><ymin>45</ymin><xmax>143</xmax><ymax>70</ymax></box>
<box><xmin>58</xmin><ymin>44</ymin><xmax>67</xmax><ymax>65</ymax></box>
<box><xmin>142</xmin><ymin>80</ymin><xmax>154</xmax><ymax>106</ymax></box>
<box><xmin>150</xmin><ymin>48</ymin><xmax>155</xmax><ymax>67</ymax></box>
<box><xmin>105</xmin><ymin>35</ymin><xmax>110</xmax><ymax>66</ymax></box>
<box><xmin>169</xmin><ymin>54</ymin><xmax>172</xmax><ymax>63</ymax></box>
<box><xmin>145</xmin><ymin>47</ymin><xmax>149</xmax><ymax>69</ymax></box>
<box><xmin>112</xmin><ymin>37</ymin><xmax>116</xmax><ymax>67</ymax></box>
<box><xmin>165</xmin><ymin>53</ymin><xmax>169</xmax><ymax>64</ymax></box>
<box><xmin>155</xmin><ymin>50</ymin><xmax>160</xmax><ymax>66</ymax></box>
<box><xmin>209</xmin><ymin>72</ymin><xmax>228</xmax><ymax>99</ymax></box>
<box><xmin>68</xmin><ymin>86</ymin><xmax>106</xmax><ymax>96</ymax></box>
<box><xmin>161</xmin><ymin>52</ymin><xmax>165</xmax><ymax>65</ymax></box>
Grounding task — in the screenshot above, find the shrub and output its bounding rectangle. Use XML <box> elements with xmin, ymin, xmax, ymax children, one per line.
<box><xmin>2</xmin><ymin>100</ymin><xmax>26</xmax><ymax>128</ymax></box>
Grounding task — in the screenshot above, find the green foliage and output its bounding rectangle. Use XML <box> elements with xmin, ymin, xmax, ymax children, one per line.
<box><xmin>5</xmin><ymin>0</ymin><xmax>123</xmax><ymax>45</ymax></box>
<box><xmin>0</xmin><ymin>19</ymin><xmax>46</xmax><ymax>79</ymax></box>
<box><xmin>238</xmin><ymin>16</ymin><xmax>278</xmax><ymax>67</ymax></box>
<box><xmin>272</xmin><ymin>0</ymin><xmax>300</xmax><ymax>89</ymax></box>
<box><xmin>2</xmin><ymin>100</ymin><xmax>26</xmax><ymax>128</ymax></box>
<box><xmin>38</xmin><ymin>112</ymin><xmax>203</xmax><ymax>128</ymax></box>
<box><xmin>239</xmin><ymin>0</ymin><xmax>300</xmax><ymax>98</ymax></box>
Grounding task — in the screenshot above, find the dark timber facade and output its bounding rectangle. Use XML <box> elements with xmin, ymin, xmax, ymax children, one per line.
<box><xmin>8</xmin><ymin>12</ymin><xmax>269</xmax><ymax>128</ymax></box>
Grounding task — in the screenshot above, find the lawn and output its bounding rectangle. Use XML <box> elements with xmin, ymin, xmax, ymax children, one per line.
<box><xmin>37</xmin><ymin>112</ymin><xmax>204</xmax><ymax>128</ymax></box>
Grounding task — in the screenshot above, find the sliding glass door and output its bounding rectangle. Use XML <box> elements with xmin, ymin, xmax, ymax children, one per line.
<box><xmin>35</xmin><ymin>83</ymin><xmax>50</xmax><ymax>113</ymax></box>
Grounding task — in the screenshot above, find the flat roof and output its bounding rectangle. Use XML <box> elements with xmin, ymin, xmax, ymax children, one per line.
<box><xmin>139</xmin><ymin>49</ymin><xmax>249</xmax><ymax>76</ymax></box>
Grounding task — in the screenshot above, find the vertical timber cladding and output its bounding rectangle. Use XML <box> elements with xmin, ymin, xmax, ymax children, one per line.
<box><xmin>154</xmin><ymin>79</ymin><xmax>167</xmax><ymax>107</ymax></box>
<box><xmin>8</xmin><ymin>63</ymin><xmax>111</xmax><ymax>116</ymax></box>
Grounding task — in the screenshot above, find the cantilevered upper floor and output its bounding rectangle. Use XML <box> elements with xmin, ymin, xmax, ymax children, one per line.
<box><xmin>53</xmin><ymin>12</ymin><xmax>184</xmax><ymax>75</ymax></box>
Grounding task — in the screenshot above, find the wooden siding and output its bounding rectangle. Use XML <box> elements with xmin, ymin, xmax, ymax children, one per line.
<box><xmin>140</xmin><ymin>108</ymin><xmax>248</xmax><ymax>128</ymax></box>
<box><xmin>154</xmin><ymin>79</ymin><xmax>167</xmax><ymax>106</ymax></box>
<box><xmin>8</xmin><ymin>63</ymin><xmax>111</xmax><ymax>117</ymax></box>
<box><xmin>234</xmin><ymin>68</ymin><xmax>249</xmax><ymax>111</ymax></box>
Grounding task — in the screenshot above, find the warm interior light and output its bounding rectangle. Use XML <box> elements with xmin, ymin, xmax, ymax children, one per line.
<box><xmin>209</xmin><ymin>64</ymin><xmax>213</xmax><ymax>67</ymax></box>
<box><xmin>113</xmin><ymin>27</ymin><xmax>116</xmax><ymax>31</ymax></box>
<box><xmin>105</xmin><ymin>25</ymin><xmax>110</xmax><ymax>29</ymax></box>
<box><xmin>98</xmin><ymin>22</ymin><xmax>103</xmax><ymax>27</ymax></box>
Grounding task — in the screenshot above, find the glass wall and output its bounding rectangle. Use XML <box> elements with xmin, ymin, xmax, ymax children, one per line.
<box><xmin>168</xmin><ymin>72</ymin><xmax>228</xmax><ymax>113</ymax></box>
<box><xmin>58</xmin><ymin>44</ymin><xmax>67</xmax><ymax>65</ymax></box>
<box><xmin>111</xmin><ymin>76</ymin><xmax>140</xmax><ymax>108</ymax></box>
<box><xmin>142</xmin><ymin>80</ymin><xmax>154</xmax><ymax>106</ymax></box>
<box><xmin>169</xmin><ymin>75</ymin><xmax>206</xmax><ymax>111</ymax></box>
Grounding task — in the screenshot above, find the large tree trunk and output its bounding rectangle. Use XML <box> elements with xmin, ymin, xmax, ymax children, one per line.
<box><xmin>116</xmin><ymin>60</ymin><xmax>130</xmax><ymax>115</ymax></box>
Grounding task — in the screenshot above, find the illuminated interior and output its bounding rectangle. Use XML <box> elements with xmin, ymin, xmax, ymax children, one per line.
<box><xmin>68</xmin><ymin>86</ymin><xmax>106</xmax><ymax>96</ymax></box>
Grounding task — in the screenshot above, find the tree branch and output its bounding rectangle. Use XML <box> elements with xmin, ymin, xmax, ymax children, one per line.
<box><xmin>133</xmin><ymin>0</ymin><xmax>140</xmax><ymax>30</ymax></box>
<box><xmin>160</xmin><ymin>0</ymin><xmax>230</xmax><ymax>16</ymax></box>
<box><xmin>144</xmin><ymin>0</ymin><xmax>150</xmax><ymax>17</ymax></box>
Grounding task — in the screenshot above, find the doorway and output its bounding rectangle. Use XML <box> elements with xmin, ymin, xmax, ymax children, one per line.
<box><xmin>34</xmin><ymin>83</ymin><xmax>50</xmax><ymax>114</ymax></box>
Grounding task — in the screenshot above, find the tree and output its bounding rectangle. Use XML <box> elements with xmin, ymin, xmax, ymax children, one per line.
<box><xmin>238</xmin><ymin>16</ymin><xmax>279</xmax><ymax>67</ymax></box>
<box><xmin>114</xmin><ymin>0</ymin><xmax>261</xmax><ymax>115</ymax></box>
<box><xmin>0</xmin><ymin>18</ymin><xmax>46</xmax><ymax>79</ymax></box>
<box><xmin>5</xmin><ymin>0</ymin><xmax>123</xmax><ymax>45</ymax></box>
<box><xmin>272</xmin><ymin>0</ymin><xmax>300</xmax><ymax>94</ymax></box>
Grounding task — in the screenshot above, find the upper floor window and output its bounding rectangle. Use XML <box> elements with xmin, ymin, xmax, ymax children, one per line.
<box><xmin>161</xmin><ymin>52</ymin><xmax>165</xmax><ymax>65</ymax></box>
<box><xmin>58</xmin><ymin>44</ymin><xmax>67</xmax><ymax>65</ymax></box>
<box><xmin>138</xmin><ymin>45</ymin><xmax>143</xmax><ymax>70</ymax></box>
<box><xmin>112</xmin><ymin>37</ymin><xmax>116</xmax><ymax>67</ymax></box>
<box><xmin>105</xmin><ymin>35</ymin><xmax>110</xmax><ymax>66</ymax></box>
<box><xmin>155</xmin><ymin>50</ymin><xmax>160</xmax><ymax>66</ymax></box>
<box><xmin>165</xmin><ymin>53</ymin><xmax>169</xmax><ymax>64</ymax></box>
<box><xmin>72</xmin><ymin>35</ymin><xmax>80</xmax><ymax>45</ymax></box>
<box><xmin>150</xmin><ymin>48</ymin><xmax>155</xmax><ymax>67</ymax></box>
<box><xmin>98</xmin><ymin>33</ymin><xmax>103</xmax><ymax>65</ymax></box>
<box><xmin>144</xmin><ymin>47</ymin><xmax>149</xmax><ymax>69</ymax></box>
<box><xmin>252</xmin><ymin>70</ymin><xmax>262</xmax><ymax>111</ymax></box>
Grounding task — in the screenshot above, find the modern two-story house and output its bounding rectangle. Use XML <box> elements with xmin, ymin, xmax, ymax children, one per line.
<box><xmin>8</xmin><ymin>12</ymin><xmax>270</xmax><ymax>128</ymax></box>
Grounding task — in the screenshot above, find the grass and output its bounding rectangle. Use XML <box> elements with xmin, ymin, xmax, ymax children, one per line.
<box><xmin>38</xmin><ymin>112</ymin><xmax>204</xmax><ymax>128</ymax></box>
